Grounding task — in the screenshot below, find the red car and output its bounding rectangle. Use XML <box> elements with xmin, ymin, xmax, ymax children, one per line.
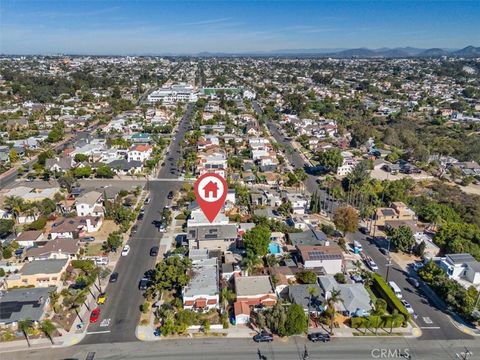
<box><xmin>90</xmin><ymin>307</ymin><xmax>101</xmax><ymax>323</ymax></box>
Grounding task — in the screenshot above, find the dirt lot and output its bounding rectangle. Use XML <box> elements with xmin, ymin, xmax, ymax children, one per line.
<box><xmin>89</xmin><ymin>219</ymin><xmax>119</xmax><ymax>241</ymax></box>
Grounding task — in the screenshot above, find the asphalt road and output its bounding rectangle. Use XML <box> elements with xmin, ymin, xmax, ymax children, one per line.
<box><xmin>254</xmin><ymin>101</ymin><xmax>471</xmax><ymax>341</ymax></box>
<box><xmin>5</xmin><ymin>338</ymin><xmax>480</xmax><ymax>360</ymax></box>
<box><xmin>79</xmin><ymin>104</ymin><xmax>194</xmax><ymax>344</ymax></box>
<box><xmin>349</xmin><ymin>231</ymin><xmax>472</xmax><ymax>341</ymax></box>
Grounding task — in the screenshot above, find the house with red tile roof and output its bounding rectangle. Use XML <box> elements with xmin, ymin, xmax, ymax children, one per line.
<box><xmin>127</xmin><ymin>144</ymin><xmax>153</xmax><ymax>163</ymax></box>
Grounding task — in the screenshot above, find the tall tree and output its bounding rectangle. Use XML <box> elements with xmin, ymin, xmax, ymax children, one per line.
<box><xmin>325</xmin><ymin>289</ymin><xmax>343</xmax><ymax>335</ymax></box>
<box><xmin>40</xmin><ymin>319</ymin><xmax>56</xmax><ymax>344</ymax></box>
<box><xmin>4</xmin><ymin>196</ymin><xmax>25</xmax><ymax>223</ymax></box>
<box><xmin>243</xmin><ymin>225</ymin><xmax>271</xmax><ymax>257</ymax></box>
<box><xmin>18</xmin><ymin>318</ymin><xmax>33</xmax><ymax>347</ymax></box>
<box><xmin>333</xmin><ymin>206</ymin><xmax>359</xmax><ymax>235</ymax></box>
<box><xmin>389</xmin><ymin>226</ymin><xmax>415</xmax><ymax>252</ymax></box>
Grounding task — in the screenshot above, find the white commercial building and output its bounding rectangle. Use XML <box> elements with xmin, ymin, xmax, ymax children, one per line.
<box><xmin>148</xmin><ymin>84</ymin><xmax>198</xmax><ymax>104</ymax></box>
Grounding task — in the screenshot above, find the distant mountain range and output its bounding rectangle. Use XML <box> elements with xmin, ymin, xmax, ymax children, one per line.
<box><xmin>195</xmin><ymin>46</ymin><xmax>480</xmax><ymax>58</ymax></box>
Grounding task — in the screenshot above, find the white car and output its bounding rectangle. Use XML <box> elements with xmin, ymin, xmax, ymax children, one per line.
<box><xmin>121</xmin><ymin>245</ymin><xmax>131</xmax><ymax>256</ymax></box>
<box><xmin>401</xmin><ymin>299</ymin><xmax>414</xmax><ymax>315</ymax></box>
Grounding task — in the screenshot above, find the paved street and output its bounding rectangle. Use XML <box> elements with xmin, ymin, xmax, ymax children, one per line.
<box><xmin>350</xmin><ymin>231</ymin><xmax>473</xmax><ymax>340</ymax></box>
<box><xmin>254</xmin><ymin>101</ymin><xmax>473</xmax><ymax>341</ymax></box>
<box><xmin>5</xmin><ymin>338</ymin><xmax>480</xmax><ymax>360</ymax></box>
<box><xmin>79</xmin><ymin>104</ymin><xmax>194</xmax><ymax>344</ymax></box>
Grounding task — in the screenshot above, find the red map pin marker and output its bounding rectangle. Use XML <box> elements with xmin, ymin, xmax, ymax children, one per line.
<box><xmin>194</xmin><ymin>173</ymin><xmax>228</xmax><ymax>223</ymax></box>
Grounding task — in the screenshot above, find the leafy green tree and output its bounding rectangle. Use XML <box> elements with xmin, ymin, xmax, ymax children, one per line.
<box><xmin>334</xmin><ymin>272</ymin><xmax>346</xmax><ymax>284</ymax></box>
<box><xmin>317</xmin><ymin>148</ymin><xmax>343</xmax><ymax>172</ymax></box>
<box><xmin>0</xmin><ymin>219</ymin><xmax>15</xmax><ymax>235</ymax></box>
<box><xmin>243</xmin><ymin>225</ymin><xmax>271</xmax><ymax>257</ymax></box>
<box><xmin>333</xmin><ymin>206</ymin><xmax>359</xmax><ymax>235</ymax></box>
<box><xmin>104</xmin><ymin>232</ymin><xmax>122</xmax><ymax>252</ymax></box>
<box><xmin>277</xmin><ymin>200</ymin><xmax>292</xmax><ymax>217</ymax></box>
<box><xmin>285</xmin><ymin>304</ymin><xmax>308</xmax><ymax>335</ymax></box>
<box><xmin>2</xmin><ymin>246</ymin><xmax>13</xmax><ymax>259</ymax></box>
<box><xmin>389</xmin><ymin>226</ymin><xmax>415</xmax><ymax>252</ymax></box>
<box><xmin>74</xmin><ymin>166</ymin><xmax>92</xmax><ymax>178</ymax></box>
<box><xmin>73</xmin><ymin>154</ymin><xmax>89</xmax><ymax>163</ymax></box>
<box><xmin>414</xmin><ymin>241</ymin><xmax>426</xmax><ymax>257</ymax></box>
<box><xmin>96</xmin><ymin>165</ymin><xmax>115</xmax><ymax>179</ymax></box>
<box><xmin>296</xmin><ymin>270</ymin><xmax>317</xmax><ymax>284</ymax></box>
<box><xmin>154</xmin><ymin>256</ymin><xmax>191</xmax><ymax>292</ymax></box>
<box><xmin>58</xmin><ymin>173</ymin><xmax>76</xmax><ymax>192</ymax></box>
<box><xmin>9</xmin><ymin>149</ymin><xmax>18</xmax><ymax>163</ymax></box>
<box><xmin>264</xmin><ymin>301</ymin><xmax>288</xmax><ymax>336</ymax></box>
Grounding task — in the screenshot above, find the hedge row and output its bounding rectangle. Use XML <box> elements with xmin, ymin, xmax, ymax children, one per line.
<box><xmin>371</xmin><ymin>273</ymin><xmax>410</xmax><ymax>323</ymax></box>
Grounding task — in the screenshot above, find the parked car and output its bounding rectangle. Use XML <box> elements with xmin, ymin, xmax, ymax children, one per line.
<box><xmin>121</xmin><ymin>245</ymin><xmax>131</xmax><ymax>256</ymax></box>
<box><xmin>308</xmin><ymin>333</ymin><xmax>331</xmax><ymax>342</ymax></box>
<box><xmin>351</xmin><ymin>274</ymin><xmax>364</xmax><ymax>284</ymax></box>
<box><xmin>137</xmin><ymin>213</ymin><xmax>144</xmax><ymax>221</ymax></box>
<box><xmin>401</xmin><ymin>299</ymin><xmax>414</xmax><ymax>315</ymax></box>
<box><xmin>109</xmin><ymin>272</ymin><xmax>119</xmax><ymax>283</ymax></box>
<box><xmin>81</xmin><ymin>236</ymin><xmax>95</xmax><ymax>242</ymax></box>
<box><xmin>253</xmin><ymin>331</ymin><xmax>273</xmax><ymax>343</ymax></box>
<box><xmin>410</xmin><ymin>262</ymin><xmax>425</xmax><ymax>272</ymax></box>
<box><xmin>407</xmin><ymin>277</ymin><xmax>420</xmax><ymax>288</ymax></box>
<box><xmin>167</xmin><ymin>191</ymin><xmax>174</xmax><ymax>199</ymax></box>
<box><xmin>130</xmin><ymin>225</ymin><xmax>138</xmax><ymax>235</ymax></box>
<box><xmin>97</xmin><ymin>293</ymin><xmax>107</xmax><ymax>305</ymax></box>
<box><xmin>366</xmin><ymin>257</ymin><xmax>379</xmax><ymax>272</ymax></box>
<box><xmin>159</xmin><ymin>223</ymin><xmax>166</xmax><ymax>232</ymax></box>
<box><xmin>90</xmin><ymin>308</ymin><xmax>101</xmax><ymax>323</ymax></box>
<box><xmin>138</xmin><ymin>278</ymin><xmax>149</xmax><ymax>291</ymax></box>
<box><xmin>379</xmin><ymin>247</ymin><xmax>389</xmax><ymax>256</ymax></box>
<box><xmin>150</xmin><ymin>246</ymin><xmax>159</xmax><ymax>256</ymax></box>
<box><xmin>144</xmin><ymin>197</ymin><xmax>151</xmax><ymax>204</ymax></box>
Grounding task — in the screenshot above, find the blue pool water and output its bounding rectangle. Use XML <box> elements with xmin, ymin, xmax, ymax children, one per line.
<box><xmin>268</xmin><ymin>242</ymin><xmax>281</xmax><ymax>254</ymax></box>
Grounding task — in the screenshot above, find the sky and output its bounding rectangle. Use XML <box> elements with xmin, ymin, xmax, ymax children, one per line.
<box><xmin>0</xmin><ymin>0</ymin><xmax>479</xmax><ymax>55</ymax></box>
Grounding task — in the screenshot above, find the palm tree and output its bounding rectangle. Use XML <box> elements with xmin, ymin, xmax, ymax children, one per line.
<box><xmin>219</xmin><ymin>288</ymin><xmax>236</xmax><ymax>313</ymax></box>
<box><xmin>40</xmin><ymin>319</ymin><xmax>56</xmax><ymax>344</ymax></box>
<box><xmin>265</xmin><ymin>254</ymin><xmax>279</xmax><ymax>267</ymax></box>
<box><xmin>242</xmin><ymin>255</ymin><xmax>262</xmax><ymax>276</ymax></box>
<box><xmin>4</xmin><ymin>196</ymin><xmax>24</xmax><ymax>223</ymax></box>
<box><xmin>307</xmin><ymin>286</ymin><xmax>319</xmax><ymax>327</ymax></box>
<box><xmin>389</xmin><ymin>309</ymin><xmax>403</xmax><ymax>334</ymax></box>
<box><xmin>49</xmin><ymin>290</ymin><xmax>60</xmax><ymax>313</ymax></box>
<box><xmin>325</xmin><ymin>288</ymin><xmax>343</xmax><ymax>335</ymax></box>
<box><xmin>18</xmin><ymin>318</ymin><xmax>33</xmax><ymax>347</ymax></box>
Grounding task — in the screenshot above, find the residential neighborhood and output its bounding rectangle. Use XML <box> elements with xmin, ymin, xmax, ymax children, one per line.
<box><xmin>0</xmin><ymin>35</ymin><xmax>479</xmax><ymax>360</ymax></box>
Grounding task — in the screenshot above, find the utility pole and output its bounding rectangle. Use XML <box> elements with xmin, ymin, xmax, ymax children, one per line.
<box><xmin>385</xmin><ymin>237</ymin><xmax>392</xmax><ymax>282</ymax></box>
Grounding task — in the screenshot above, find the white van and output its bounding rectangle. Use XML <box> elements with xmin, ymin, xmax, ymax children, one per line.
<box><xmin>388</xmin><ymin>281</ymin><xmax>403</xmax><ymax>299</ymax></box>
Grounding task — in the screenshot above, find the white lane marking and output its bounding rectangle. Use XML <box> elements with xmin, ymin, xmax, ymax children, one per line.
<box><xmin>422</xmin><ymin>317</ymin><xmax>433</xmax><ymax>324</ymax></box>
<box><xmin>86</xmin><ymin>330</ymin><xmax>112</xmax><ymax>334</ymax></box>
<box><xmin>420</xmin><ymin>326</ymin><xmax>441</xmax><ymax>329</ymax></box>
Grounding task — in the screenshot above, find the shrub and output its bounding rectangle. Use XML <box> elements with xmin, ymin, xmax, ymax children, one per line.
<box><xmin>371</xmin><ymin>273</ymin><xmax>410</xmax><ymax>323</ymax></box>
<box><xmin>25</xmin><ymin>216</ymin><xmax>47</xmax><ymax>231</ymax></box>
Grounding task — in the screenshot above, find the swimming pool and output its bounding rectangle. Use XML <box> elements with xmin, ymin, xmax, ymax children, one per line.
<box><xmin>268</xmin><ymin>241</ymin><xmax>282</xmax><ymax>254</ymax></box>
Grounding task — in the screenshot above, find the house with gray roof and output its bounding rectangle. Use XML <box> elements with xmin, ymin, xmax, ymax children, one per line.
<box><xmin>187</xmin><ymin>224</ymin><xmax>238</xmax><ymax>251</ymax></box>
<box><xmin>288</xmin><ymin>230</ymin><xmax>328</xmax><ymax>247</ymax></box>
<box><xmin>5</xmin><ymin>259</ymin><xmax>69</xmax><ymax>289</ymax></box>
<box><xmin>183</xmin><ymin>250</ymin><xmax>219</xmax><ymax>311</ymax></box>
<box><xmin>288</xmin><ymin>284</ymin><xmax>324</xmax><ymax>313</ymax></box>
<box><xmin>318</xmin><ymin>275</ymin><xmax>372</xmax><ymax>317</ymax></box>
<box><xmin>0</xmin><ymin>287</ymin><xmax>52</xmax><ymax>326</ymax></box>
